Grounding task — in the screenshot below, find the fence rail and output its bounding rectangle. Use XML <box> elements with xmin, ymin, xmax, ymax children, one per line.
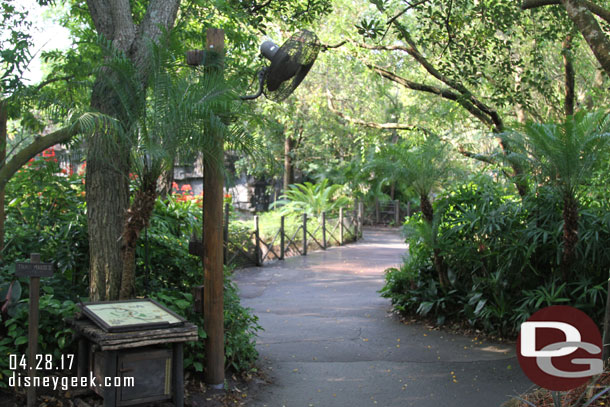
<box><xmin>222</xmin><ymin>203</ymin><xmax>364</xmax><ymax>268</ymax></box>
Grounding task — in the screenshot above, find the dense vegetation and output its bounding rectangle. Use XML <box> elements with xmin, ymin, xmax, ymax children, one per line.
<box><xmin>0</xmin><ymin>157</ymin><xmax>260</xmax><ymax>386</ymax></box>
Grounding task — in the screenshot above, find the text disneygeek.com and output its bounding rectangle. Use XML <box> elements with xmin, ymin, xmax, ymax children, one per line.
<box><xmin>9</xmin><ymin>372</ymin><xmax>135</xmax><ymax>391</ymax></box>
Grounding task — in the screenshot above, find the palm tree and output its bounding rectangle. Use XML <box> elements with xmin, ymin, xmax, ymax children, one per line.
<box><xmin>367</xmin><ymin>137</ymin><xmax>457</xmax><ymax>289</ymax></box>
<box><xmin>504</xmin><ymin>110</ymin><xmax>610</xmax><ymax>281</ymax></box>
<box><xmin>100</xmin><ymin>42</ymin><xmax>250</xmax><ymax>299</ymax></box>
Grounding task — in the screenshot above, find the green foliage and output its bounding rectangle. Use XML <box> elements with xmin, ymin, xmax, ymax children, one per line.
<box><xmin>504</xmin><ymin>110</ymin><xmax>610</xmax><ymax>196</ymax></box>
<box><xmin>0</xmin><ymin>0</ymin><xmax>33</xmax><ymax>98</ymax></box>
<box><xmin>0</xmin><ymin>286</ymin><xmax>78</xmax><ymax>388</ymax></box>
<box><xmin>0</xmin><ymin>157</ymin><xmax>262</xmax><ymax>387</ymax></box>
<box><xmin>150</xmin><ymin>273</ymin><xmax>261</xmax><ymax>373</ymax></box>
<box><xmin>381</xmin><ymin>173</ymin><xmax>610</xmax><ymax>337</ymax></box>
<box><xmin>272</xmin><ymin>179</ymin><xmax>350</xmax><ymax>217</ymax></box>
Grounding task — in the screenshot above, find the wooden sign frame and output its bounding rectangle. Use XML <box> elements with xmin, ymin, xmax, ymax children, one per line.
<box><xmin>79</xmin><ymin>299</ymin><xmax>186</xmax><ymax>333</ymax></box>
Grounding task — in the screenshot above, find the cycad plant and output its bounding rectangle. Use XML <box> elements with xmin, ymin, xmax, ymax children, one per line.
<box><xmin>272</xmin><ymin>179</ymin><xmax>350</xmax><ymax>217</ymax></box>
<box><xmin>367</xmin><ymin>138</ymin><xmax>457</xmax><ymax>289</ymax></box>
<box><xmin>504</xmin><ymin>110</ymin><xmax>610</xmax><ymax>281</ymax></box>
<box><xmin>101</xmin><ymin>41</ymin><xmax>249</xmax><ymax>299</ymax></box>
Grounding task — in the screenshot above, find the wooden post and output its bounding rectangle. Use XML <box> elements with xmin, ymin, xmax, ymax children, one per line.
<box><xmin>27</xmin><ymin>253</ymin><xmax>40</xmax><ymax>407</ymax></box>
<box><xmin>223</xmin><ymin>202</ymin><xmax>229</xmax><ymax>265</ymax></box>
<box><xmin>201</xmin><ymin>27</ymin><xmax>225</xmax><ymax>389</ymax></box>
<box><xmin>172</xmin><ymin>343</ymin><xmax>184</xmax><ymax>407</ymax></box>
<box><xmin>358</xmin><ymin>201</ymin><xmax>364</xmax><ymax>239</ymax></box>
<box><xmin>322</xmin><ymin>211</ymin><xmax>327</xmax><ymax>249</ymax></box>
<box><xmin>339</xmin><ymin>207</ymin><xmax>344</xmax><ymax>245</ymax></box>
<box><xmin>13</xmin><ymin>254</ymin><xmax>54</xmax><ymax>407</ymax></box>
<box><xmin>280</xmin><ymin>215</ymin><xmax>285</xmax><ymax>260</ymax></box>
<box><xmin>407</xmin><ymin>201</ymin><xmax>411</xmax><ymax>217</ymax></box>
<box><xmin>375</xmin><ymin>197</ymin><xmax>380</xmax><ymax>224</ymax></box>
<box><xmin>394</xmin><ymin>200</ymin><xmax>400</xmax><ymax>225</ymax></box>
<box><xmin>254</xmin><ymin>215</ymin><xmax>261</xmax><ymax>266</ymax></box>
<box><xmin>303</xmin><ymin>213</ymin><xmax>308</xmax><ymax>255</ymax></box>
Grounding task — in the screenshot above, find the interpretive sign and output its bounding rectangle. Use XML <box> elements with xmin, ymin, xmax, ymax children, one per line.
<box><xmin>79</xmin><ymin>299</ymin><xmax>186</xmax><ymax>333</ymax></box>
<box><xmin>15</xmin><ymin>262</ymin><xmax>54</xmax><ymax>278</ymax></box>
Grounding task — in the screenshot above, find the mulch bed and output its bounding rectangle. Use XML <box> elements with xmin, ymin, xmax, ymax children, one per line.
<box><xmin>506</xmin><ymin>372</ymin><xmax>610</xmax><ymax>407</ymax></box>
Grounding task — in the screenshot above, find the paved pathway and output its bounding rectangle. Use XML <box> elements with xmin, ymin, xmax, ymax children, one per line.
<box><xmin>234</xmin><ymin>227</ymin><xmax>533</xmax><ymax>407</ymax></box>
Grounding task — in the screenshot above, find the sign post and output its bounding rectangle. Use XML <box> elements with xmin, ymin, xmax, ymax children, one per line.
<box><xmin>15</xmin><ymin>253</ymin><xmax>54</xmax><ymax>407</ymax></box>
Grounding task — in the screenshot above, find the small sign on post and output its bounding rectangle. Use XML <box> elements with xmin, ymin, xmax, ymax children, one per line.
<box><xmin>15</xmin><ymin>253</ymin><xmax>54</xmax><ymax>407</ymax></box>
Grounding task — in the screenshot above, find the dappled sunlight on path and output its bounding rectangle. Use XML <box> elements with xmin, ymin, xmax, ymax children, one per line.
<box><xmin>234</xmin><ymin>227</ymin><xmax>532</xmax><ymax>407</ymax></box>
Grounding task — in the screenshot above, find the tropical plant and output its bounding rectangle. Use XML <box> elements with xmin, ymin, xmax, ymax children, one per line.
<box><xmin>98</xmin><ymin>40</ymin><xmax>253</xmax><ymax>299</ymax></box>
<box><xmin>272</xmin><ymin>179</ymin><xmax>350</xmax><ymax>217</ymax></box>
<box><xmin>503</xmin><ymin>110</ymin><xmax>610</xmax><ymax>281</ymax></box>
<box><xmin>370</xmin><ymin>137</ymin><xmax>458</xmax><ymax>288</ymax></box>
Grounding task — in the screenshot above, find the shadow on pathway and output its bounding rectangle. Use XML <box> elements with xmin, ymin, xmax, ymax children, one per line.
<box><xmin>234</xmin><ymin>227</ymin><xmax>533</xmax><ymax>407</ymax></box>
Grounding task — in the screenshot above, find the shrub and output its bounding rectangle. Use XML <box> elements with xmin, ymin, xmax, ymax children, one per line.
<box><xmin>381</xmin><ymin>173</ymin><xmax>610</xmax><ymax>337</ymax></box>
<box><xmin>271</xmin><ymin>179</ymin><xmax>350</xmax><ymax>217</ymax></box>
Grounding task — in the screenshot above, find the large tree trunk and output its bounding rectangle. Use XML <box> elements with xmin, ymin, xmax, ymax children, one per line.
<box><xmin>85</xmin><ymin>0</ymin><xmax>180</xmax><ymax>301</ymax></box>
<box><xmin>119</xmin><ymin>181</ymin><xmax>157</xmax><ymax>299</ymax></box>
<box><xmin>562</xmin><ymin>0</ymin><xmax>610</xmax><ymax>77</ymax></box>
<box><xmin>561</xmin><ymin>193</ymin><xmax>579</xmax><ymax>281</ymax></box>
<box><xmin>420</xmin><ymin>193</ymin><xmax>450</xmax><ymax>289</ymax></box>
<box><xmin>0</xmin><ymin>100</ymin><xmax>6</xmax><ymax>260</ymax></box>
<box><xmin>283</xmin><ymin>134</ymin><xmax>295</xmax><ymax>192</ymax></box>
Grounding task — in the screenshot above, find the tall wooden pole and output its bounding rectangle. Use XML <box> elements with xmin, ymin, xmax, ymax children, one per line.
<box><xmin>202</xmin><ymin>27</ymin><xmax>225</xmax><ymax>388</ymax></box>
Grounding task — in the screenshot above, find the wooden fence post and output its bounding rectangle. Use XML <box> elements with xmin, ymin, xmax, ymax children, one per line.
<box><xmin>223</xmin><ymin>203</ymin><xmax>229</xmax><ymax>265</ymax></box>
<box><xmin>303</xmin><ymin>213</ymin><xmax>308</xmax><ymax>255</ymax></box>
<box><xmin>254</xmin><ymin>215</ymin><xmax>261</xmax><ymax>266</ymax></box>
<box><xmin>375</xmin><ymin>197</ymin><xmax>380</xmax><ymax>224</ymax></box>
<box><xmin>280</xmin><ymin>215</ymin><xmax>285</xmax><ymax>260</ymax></box>
<box><xmin>339</xmin><ymin>207</ymin><xmax>344</xmax><ymax>245</ymax></box>
<box><xmin>407</xmin><ymin>201</ymin><xmax>411</xmax><ymax>217</ymax></box>
<box><xmin>358</xmin><ymin>201</ymin><xmax>364</xmax><ymax>239</ymax></box>
<box><xmin>322</xmin><ymin>211</ymin><xmax>327</xmax><ymax>249</ymax></box>
<box><xmin>394</xmin><ymin>200</ymin><xmax>400</xmax><ymax>225</ymax></box>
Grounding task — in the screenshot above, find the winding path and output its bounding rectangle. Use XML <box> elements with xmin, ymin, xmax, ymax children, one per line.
<box><xmin>234</xmin><ymin>227</ymin><xmax>532</xmax><ymax>406</ymax></box>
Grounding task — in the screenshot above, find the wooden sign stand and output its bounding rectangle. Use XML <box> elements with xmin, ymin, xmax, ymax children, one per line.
<box><xmin>15</xmin><ymin>253</ymin><xmax>54</xmax><ymax>407</ymax></box>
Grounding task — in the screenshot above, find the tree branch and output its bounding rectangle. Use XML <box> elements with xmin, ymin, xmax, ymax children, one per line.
<box><xmin>326</xmin><ymin>89</ymin><xmax>416</xmax><ymax>130</ymax></box>
<box><xmin>0</xmin><ymin>126</ymin><xmax>78</xmax><ymax>190</ymax></box>
<box><xmin>366</xmin><ymin>63</ymin><xmax>496</xmax><ymax>129</ymax></box>
<box><xmin>457</xmin><ymin>146</ymin><xmax>498</xmax><ymax>165</ymax></box>
<box><xmin>562</xmin><ymin>0</ymin><xmax>610</xmax><ymax>77</ymax></box>
<box><xmin>522</xmin><ymin>0</ymin><xmax>610</xmax><ymax>24</ymax></box>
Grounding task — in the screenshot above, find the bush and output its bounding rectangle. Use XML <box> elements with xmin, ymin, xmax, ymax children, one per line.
<box><xmin>381</xmin><ymin>174</ymin><xmax>610</xmax><ymax>337</ymax></box>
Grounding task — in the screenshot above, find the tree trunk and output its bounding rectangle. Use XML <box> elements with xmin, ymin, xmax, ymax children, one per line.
<box><xmin>563</xmin><ymin>35</ymin><xmax>575</xmax><ymax>117</ymax></box>
<box><xmin>0</xmin><ymin>100</ymin><xmax>6</xmax><ymax>260</ymax></box>
<box><xmin>561</xmin><ymin>0</ymin><xmax>610</xmax><ymax>77</ymax></box>
<box><xmin>119</xmin><ymin>181</ymin><xmax>157</xmax><ymax>300</ymax></box>
<box><xmin>561</xmin><ymin>193</ymin><xmax>579</xmax><ymax>281</ymax></box>
<box><xmin>85</xmin><ymin>0</ymin><xmax>180</xmax><ymax>301</ymax></box>
<box><xmin>420</xmin><ymin>193</ymin><xmax>450</xmax><ymax>289</ymax></box>
<box><xmin>86</xmin><ymin>84</ymin><xmax>131</xmax><ymax>300</ymax></box>
<box><xmin>602</xmin><ymin>279</ymin><xmax>610</xmax><ymax>368</ymax></box>
<box><xmin>283</xmin><ymin>134</ymin><xmax>295</xmax><ymax>192</ymax></box>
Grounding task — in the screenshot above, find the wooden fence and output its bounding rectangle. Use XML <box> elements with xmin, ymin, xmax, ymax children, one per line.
<box><xmin>363</xmin><ymin>198</ymin><xmax>411</xmax><ymax>226</ymax></box>
<box><xmin>223</xmin><ymin>203</ymin><xmax>364</xmax><ymax>268</ymax></box>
